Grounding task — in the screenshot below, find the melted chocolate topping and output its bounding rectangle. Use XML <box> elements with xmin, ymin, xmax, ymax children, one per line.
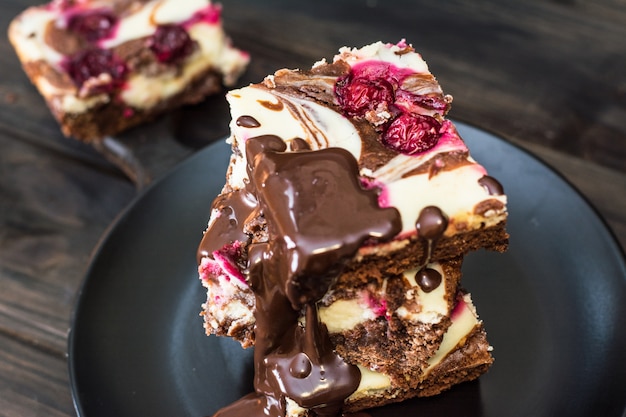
<box><xmin>207</xmin><ymin>135</ymin><xmax>402</xmax><ymax>417</ymax></box>
<box><xmin>246</xmin><ymin>135</ymin><xmax>402</xmax><ymax>309</ymax></box>
<box><xmin>288</xmin><ymin>137</ymin><xmax>310</xmax><ymax>152</ymax></box>
<box><xmin>414</xmin><ymin>206</ymin><xmax>448</xmax><ymax>287</ymax></box>
<box><xmin>415</xmin><ymin>205</ymin><xmax>448</xmax><ymax>243</ymax></box>
<box><xmin>478</xmin><ymin>175</ymin><xmax>504</xmax><ymax>196</ymax></box>
<box><xmin>415</xmin><ymin>267</ymin><xmax>442</xmax><ymax>293</ymax></box>
<box><xmin>236</xmin><ymin>115</ymin><xmax>261</xmax><ymax>128</ymax></box>
<box><xmin>197</xmin><ymin>189</ymin><xmax>257</xmax><ymax>262</ymax></box>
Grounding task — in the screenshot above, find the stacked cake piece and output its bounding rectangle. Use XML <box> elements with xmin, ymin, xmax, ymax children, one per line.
<box><xmin>197</xmin><ymin>41</ymin><xmax>508</xmax><ymax>416</ymax></box>
<box><xmin>9</xmin><ymin>0</ymin><xmax>249</xmax><ymax>141</ymax></box>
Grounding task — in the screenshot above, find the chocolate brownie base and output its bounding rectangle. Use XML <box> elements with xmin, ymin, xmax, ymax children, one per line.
<box><xmin>352</xmin><ymin>221</ymin><xmax>509</xmax><ymax>276</ymax></box>
<box><xmin>324</xmin><ymin>258</ymin><xmax>464</xmax><ymax>385</ymax></box>
<box><xmin>343</xmin><ymin>326</ymin><xmax>493</xmax><ymax>412</ymax></box>
<box><xmin>331</xmin><ymin>318</ymin><xmax>452</xmax><ymax>388</ymax></box>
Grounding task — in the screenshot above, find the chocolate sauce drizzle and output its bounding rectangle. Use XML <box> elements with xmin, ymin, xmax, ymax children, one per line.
<box><xmin>413</xmin><ymin>206</ymin><xmax>449</xmax><ymax>292</ymax></box>
<box><xmin>236</xmin><ymin>115</ymin><xmax>261</xmax><ymax>128</ymax></box>
<box><xmin>197</xmin><ymin>189</ymin><xmax>257</xmax><ymax>262</ymax></box>
<box><xmin>205</xmin><ymin>135</ymin><xmax>401</xmax><ymax>417</ymax></box>
<box><xmin>478</xmin><ymin>175</ymin><xmax>504</xmax><ymax>196</ymax></box>
<box><xmin>415</xmin><ymin>267</ymin><xmax>442</xmax><ymax>293</ymax></box>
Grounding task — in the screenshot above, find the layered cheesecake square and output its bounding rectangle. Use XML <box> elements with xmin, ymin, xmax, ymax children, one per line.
<box><xmin>9</xmin><ymin>0</ymin><xmax>249</xmax><ymax>141</ymax></box>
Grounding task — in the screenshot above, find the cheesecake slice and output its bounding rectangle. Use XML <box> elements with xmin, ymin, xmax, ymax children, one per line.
<box><xmin>9</xmin><ymin>0</ymin><xmax>249</xmax><ymax>141</ymax></box>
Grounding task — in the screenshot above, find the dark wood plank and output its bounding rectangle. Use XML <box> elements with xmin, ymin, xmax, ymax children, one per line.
<box><xmin>0</xmin><ymin>131</ymin><xmax>135</xmax><ymax>354</ymax></box>
<box><xmin>0</xmin><ymin>332</ymin><xmax>74</xmax><ymax>417</ymax></box>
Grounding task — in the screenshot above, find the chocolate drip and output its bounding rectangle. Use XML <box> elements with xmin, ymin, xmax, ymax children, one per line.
<box><xmin>209</xmin><ymin>135</ymin><xmax>402</xmax><ymax>417</ymax></box>
<box><xmin>259</xmin><ymin>304</ymin><xmax>360</xmax><ymax>414</ymax></box>
<box><xmin>197</xmin><ymin>189</ymin><xmax>258</xmax><ymax>262</ymax></box>
<box><xmin>246</xmin><ymin>135</ymin><xmax>401</xmax><ymax>310</ymax></box>
<box><xmin>416</xmin><ymin>206</ymin><xmax>448</xmax><ymax>245</ymax></box>
<box><xmin>478</xmin><ymin>175</ymin><xmax>504</xmax><ymax>196</ymax></box>
<box><xmin>236</xmin><ymin>115</ymin><xmax>261</xmax><ymax>128</ymax></box>
<box><xmin>415</xmin><ymin>268</ymin><xmax>442</xmax><ymax>293</ymax></box>
<box><xmin>414</xmin><ymin>206</ymin><xmax>448</xmax><ymax>287</ymax></box>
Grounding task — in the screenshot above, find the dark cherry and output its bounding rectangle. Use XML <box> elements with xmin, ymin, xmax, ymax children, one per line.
<box><xmin>65</xmin><ymin>48</ymin><xmax>127</xmax><ymax>91</ymax></box>
<box><xmin>66</xmin><ymin>9</ymin><xmax>117</xmax><ymax>42</ymax></box>
<box><xmin>148</xmin><ymin>24</ymin><xmax>194</xmax><ymax>64</ymax></box>
<box><xmin>335</xmin><ymin>75</ymin><xmax>395</xmax><ymax>117</ymax></box>
<box><xmin>382</xmin><ymin>113</ymin><xmax>442</xmax><ymax>155</ymax></box>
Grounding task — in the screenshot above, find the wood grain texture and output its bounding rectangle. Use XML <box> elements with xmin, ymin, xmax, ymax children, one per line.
<box><xmin>0</xmin><ymin>0</ymin><xmax>624</xmax><ymax>416</ymax></box>
<box><xmin>0</xmin><ymin>132</ymin><xmax>135</xmax><ymax>356</ymax></box>
<box><xmin>0</xmin><ymin>333</ymin><xmax>73</xmax><ymax>417</ymax></box>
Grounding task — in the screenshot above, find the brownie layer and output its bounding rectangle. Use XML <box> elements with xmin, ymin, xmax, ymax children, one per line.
<box><xmin>200</xmin><ymin>253</ymin><xmax>485</xmax><ymax>388</ymax></box>
<box><xmin>342</xmin><ymin>326</ymin><xmax>493</xmax><ymax>412</ymax></box>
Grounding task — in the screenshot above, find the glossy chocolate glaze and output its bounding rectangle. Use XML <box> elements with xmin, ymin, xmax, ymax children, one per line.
<box><xmin>207</xmin><ymin>135</ymin><xmax>401</xmax><ymax>417</ymax></box>
<box><xmin>415</xmin><ymin>267</ymin><xmax>442</xmax><ymax>293</ymax></box>
<box><xmin>236</xmin><ymin>115</ymin><xmax>261</xmax><ymax>128</ymax></box>
<box><xmin>478</xmin><ymin>175</ymin><xmax>504</xmax><ymax>196</ymax></box>
<box><xmin>246</xmin><ymin>135</ymin><xmax>402</xmax><ymax>309</ymax></box>
<box><xmin>413</xmin><ymin>206</ymin><xmax>449</xmax><ymax>292</ymax></box>
<box><xmin>416</xmin><ymin>206</ymin><xmax>448</xmax><ymax>256</ymax></box>
<box><xmin>197</xmin><ymin>189</ymin><xmax>257</xmax><ymax>262</ymax></box>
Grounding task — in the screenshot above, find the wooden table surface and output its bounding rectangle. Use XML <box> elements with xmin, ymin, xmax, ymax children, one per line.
<box><xmin>1</xmin><ymin>0</ymin><xmax>625</xmax><ymax>416</ymax></box>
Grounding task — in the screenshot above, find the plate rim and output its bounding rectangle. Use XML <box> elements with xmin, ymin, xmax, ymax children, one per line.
<box><xmin>66</xmin><ymin>120</ymin><xmax>626</xmax><ymax>417</ymax></box>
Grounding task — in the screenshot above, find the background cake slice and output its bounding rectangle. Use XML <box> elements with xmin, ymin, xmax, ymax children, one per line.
<box><xmin>8</xmin><ymin>0</ymin><xmax>249</xmax><ymax>141</ymax></box>
<box><xmin>197</xmin><ymin>41</ymin><xmax>508</xmax><ymax>416</ymax></box>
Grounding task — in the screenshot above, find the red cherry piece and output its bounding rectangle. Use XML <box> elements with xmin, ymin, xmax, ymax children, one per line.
<box><xmin>65</xmin><ymin>48</ymin><xmax>127</xmax><ymax>92</ymax></box>
<box><xmin>335</xmin><ymin>75</ymin><xmax>395</xmax><ymax>117</ymax></box>
<box><xmin>66</xmin><ymin>9</ymin><xmax>117</xmax><ymax>42</ymax></box>
<box><xmin>382</xmin><ymin>113</ymin><xmax>442</xmax><ymax>155</ymax></box>
<box><xmin>148</xmin><ymin>24</ymin><xmax>194</xmax><ymax>64</ymax></box>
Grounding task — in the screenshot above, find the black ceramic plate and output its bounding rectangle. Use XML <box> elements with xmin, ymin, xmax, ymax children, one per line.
<box><xmin>68</xmin><ymin>122</ymin><xmax>626</xmax><ymax>417</ymax></box>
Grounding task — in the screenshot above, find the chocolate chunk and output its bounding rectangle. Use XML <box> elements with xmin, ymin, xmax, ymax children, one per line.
<box><xmin>236</xmin><ymin>115</ymin><xmax>261</xmax><ymax>128</ymax></box>
<box><xmin>478</xmin><ymin>175</ymin><xmax>504</xmax><ymax>196</ymax></box>
<box><xmin>416</xmin><ymin>267</ymin><xmax>442</xmax><ymax>293</ymax></box>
